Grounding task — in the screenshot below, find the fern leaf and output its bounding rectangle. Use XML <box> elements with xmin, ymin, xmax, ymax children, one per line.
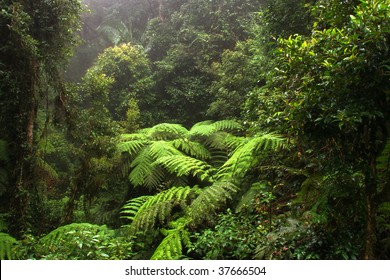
<box><xmin>188</xmin><ymin>124</ymin><xmax>216</xmax><ymax>137</ymax></box>
<box><xmin>148</xmin><ymin>123</ymin><xmax>189</xmax><ymax>140</ymax></box>
<box><xmin>157</xmin><ymin>155</ymin><xmax>214</xmax><ymax>182</ymax></box>
<box><xmin>211</xmin><ymin>120</ymin><xmax>243</xmax><ymax>132</ymax></box>
<box><xmin>128</xmin><ymin>147</ymin><xmax>156</xmax><ymax>186</ymax></box>
<box><xmin>122</xmin><ymin>187</ymin><xmax>194</xmax><ymax>233</ymax></box>
<box><xmin>171</xmin><ymin>138</ymin><xmax>211</xmax><ymax>160</ymax></box>
<box><xmin>149</xmin><ymin>141</ymin><xmax>182</xmax><ymax>159</ymax></box>
<box><xmin>117</xmin><ymin>139</ymin><xmax>149</xmax><ymax>155</ymax></box>
<box><xmin>0</xmin><ymin>232</ymin><xmax>17</xmax><ymax>260</ymax></box>
<box><xmin>151</xmin><ymin>229</ymin><xmax>183</xmax><ymax>260</ymax></box>
<box><xmin>121</xmin><ymin>196</ymin><xmax>151</xmax><ymax>221</ymax></box>
<box><xmin>188</xmin><ymin>180</ymin><xmax>239</xmax><ymax>224</ymax></box>
<box><xmin>150</xmin><ymin>217</ymin><xmax>191</xmax><ymax>260</ymax></box>
<box><xmin>216</xmin><ymin>133</ymin><xmax>284</xmax><ymax>179</ymax></box>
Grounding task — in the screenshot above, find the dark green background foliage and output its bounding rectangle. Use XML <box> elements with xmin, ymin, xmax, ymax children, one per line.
<box><xmin>0</xmin><ymin>0</ymin><xmax>389</xmax><ymax>260</ymax></box>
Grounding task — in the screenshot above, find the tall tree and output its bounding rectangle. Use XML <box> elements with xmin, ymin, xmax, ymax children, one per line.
<box><xmin>0</xmin><ymin>0</ymin><xmax>82</xmax><ymax>235</ymax></box>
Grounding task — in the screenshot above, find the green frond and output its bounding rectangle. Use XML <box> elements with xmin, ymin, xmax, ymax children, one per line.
<box><xmin>117</xmin><ymin>139</ymin><xmax>149</xmax><ymax>155</ymax></box>
<box><xmin>128</xmin><ymin>147</ymin><xmax>162</xmax><ymax>188</ymax></box>
<box><xmin>150</xmin><ymin>229</ymin><xmax>183</xmax><ymax>260</ymax></box>
<box><xmin>150</xmin><ymin>217</ymin><xmax>191</xmax><ymax>260</ymax></box>
<box><xmin>188</xmin><ymin>124</ymin><xmax>216</xmax><ymax>137</ymax></box>
<box><xmin>121</xmin><ymin>196</ymin><xmax>151</xmax><ymax>221</ymax></box>
<box><xmin>171</xmin><ymin>138</ymin><xmax>211</xmax><ymax>160</ymax></box>
<box><xmin>148</xmin><ymin>123</ymin><xmax>189</xmax><ymax>140</ymax></box>
<box><xmin>149</xmin><ymin>141</ymin><xmax>183</xmax><ymax>159</ymax></box>
<box><xmin>122</xmin><ymin>187</ymin><xmax>194</xmax><ymax>233</ymax></box>
<box><xmin>188</xmin><ymin>180</ymin><xmax>239</xmax><ymax>224</ymax></box>
<box><xmin>216</xmin><ymin>133</ymin><xmax>285</xmax><ymax>179</ymax></box>
<box><xmin>0</xmin><ymin>232</ymin><xmax>17</xmax><ymax>260</ymax></box>
<box><xmin>157</xmin><ymin>155</ymin><xmax>215</xmax><ymax>182</ymax></box>
<box><xmin>211</xmin><ymin>120</ymin><xmax>243</xmax><ymax>132</ymax></box>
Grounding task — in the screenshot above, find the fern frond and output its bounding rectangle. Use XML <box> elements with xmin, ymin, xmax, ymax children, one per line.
<box><xmin>117</xmin><ymin>139</ymin><xmax>149</xmax><ymax>155</ymax></box>
<box><xmin>211</xmin><ymin>120</ymin><xmax>243</xmax><ymax>132</ymax></box>
<box><xmin>157</xmin><ymin>155</ymin><xmax>215</xmax><ymax>182</ymax></box>
<box><xmin>149</xmin><ymin>141</ymin><xmax>182</xmax><ymax>159</ymax></box>
<box><xmin>188</xmin><ymin>124</ymin><xmax>216</xmax><ymax>137</ymax></box>
<box><xmin>0</xmin><ymin>232</ymin><xmax>17</xmax><ymax>260</ymax></box>
<box><xmin>171</xmin><ymin>138</ymin><xmax>211</xmax><ymax>160</ymax></box>
<box><xmin>149</xmin><ymin>123</ymin><xmax>189</xmax><ymax>140</ymax></box>
<box><xmin>151</xmin><ymin>229</ymin><xmax>183</xmax><ymax>260</ymax></box>
<box><xmin>121</xmin><ymin>196</ymin><xmax>151</xmax><ymax>221</ymax></box>
<box><xmin>188</xmin><ymin>180</ymin><xmax>239</xmax><ymax>224</ymax></box>
<box><xmin>128</xmin><ymin>147</ymin><xmax>161</xmax><ymax>188</ymax></box>
<box><xmin>216</xmin><ymin>133</ymin><xmax>285</xmax><ymax>179</ymax></box>
<box><xmin>150</xmin><ymin>217</ymin><xmax>191</xmax><ymax>260</ymax></box>
<box><xmin>122</xmin><ymin>186</ymin><xmax>194</xmax><ymax>233</ymax></box>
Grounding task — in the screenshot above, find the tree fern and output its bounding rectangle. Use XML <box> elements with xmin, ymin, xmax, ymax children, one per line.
<box><xmin>0</xmin><ymin>232</ymin><xmax>17</xmax><ymax>260</ymax></box>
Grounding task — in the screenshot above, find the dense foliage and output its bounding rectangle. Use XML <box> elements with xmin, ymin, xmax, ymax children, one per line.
<box><xmin>0</xmin><ymin>0</ymin><xmax>389</xmax><ymax>260</ymax></box>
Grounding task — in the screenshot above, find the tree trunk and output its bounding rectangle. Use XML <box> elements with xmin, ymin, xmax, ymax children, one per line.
<box><xmin>363</xmin><ymin>157</ymin><xmax>378</xmax><ymax>259</ymax></box>
<box><xmin>9</xmin><ymin>58</ymin><xmax>38</xmax><ymax>236</ymax></box>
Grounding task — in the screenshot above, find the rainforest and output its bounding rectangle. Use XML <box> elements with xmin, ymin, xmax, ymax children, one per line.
<box><xmin>0</xmin><ymin>0</ymin><xmax>389</xmax><ymax>260</ymax></box>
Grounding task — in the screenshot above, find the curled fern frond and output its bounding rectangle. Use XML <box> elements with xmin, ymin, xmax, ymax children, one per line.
<box><xmin>0</xmin><ymin>232</ymin><xmax>17</xmax><ymax>260</ymax></box>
